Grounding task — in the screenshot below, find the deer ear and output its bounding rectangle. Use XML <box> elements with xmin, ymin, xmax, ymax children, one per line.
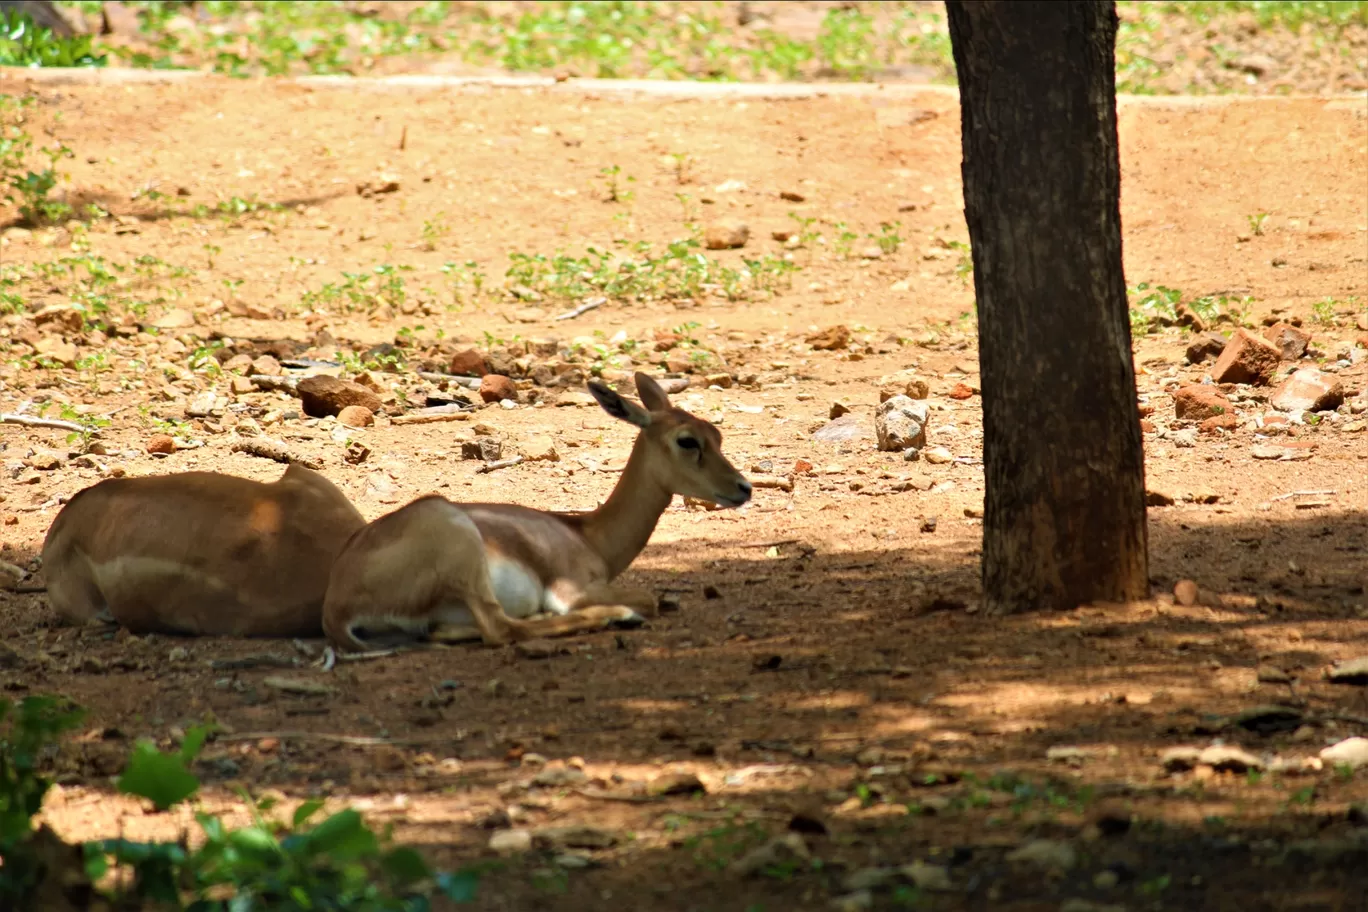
<box><xmin>588</xmin><ymin>380</ymin><xmax>652</xmax><ymax>429</ymax></box>
<box><xmin>634</xmin><ymin>372</ymin><xmax>671</xmax><ymax>412</ymax></box>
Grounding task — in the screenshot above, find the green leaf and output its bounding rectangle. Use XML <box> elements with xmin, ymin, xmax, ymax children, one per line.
<box><xmin>178</xmin><ymin>724</ymin><xmax>213</xmax><ymax>763</ymax></box>
<box><xmin>116</xmin><ymin>739</ymin><xmax>201</xmax><ymax>811</ymax></box>
<box><xmin>227</xmin><ymin>825</ymin><xmax>282</xmax><ymax>861</ymax></box>
<box><xmin>292</xmin><ymin>798</ymin><xmax>325</xmax><ymax>829</ymax></box>
<box><xmin>305</xmin><ymin>809</ymin><xmax>378</xmax><ymax>860</ymax></box>
<box><xmin>382</xmin><ymin>846</ymin><xmax>432</xmax><ymax>886</ymax></box>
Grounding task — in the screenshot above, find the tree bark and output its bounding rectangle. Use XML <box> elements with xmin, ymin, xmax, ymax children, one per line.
<box><xmin>945</xmin><ymin>1</ymin><xmax>1149</xmax><ymax>613</ymax></box>
<box><xmin>0</xmin><ymin>1</ymin><xmax>75</xmax><ymax>36</ymax></box>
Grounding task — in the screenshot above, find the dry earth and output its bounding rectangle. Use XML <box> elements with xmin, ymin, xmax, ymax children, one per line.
<box><xmin>1</xmin><ymin>72</ymin><xmax>1367</xmax><ymax>911</ymax></box>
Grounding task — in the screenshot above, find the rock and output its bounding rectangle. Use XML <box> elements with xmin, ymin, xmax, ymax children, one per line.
<box><xmin>1234</xmin><ymin>53</ymin><xmax>1278</xmax><ymax>76</ymax></box>
<box><xmin>1269</xmin><ymin>368</ymin><xmax>1345</xmax><ymax>412</ymax></box>
<box><xmin>33</xmin><ymin>336</ymin><xmax>78</xmax><ymax>367</ymax></box>
<box><xmin>514</xmin><ymin>639</ymin><xmax>561</xmax><ymax>659</ymax></box>
<box><xmin>1200</xmin><ymin>413</ymin><xmax>1238</xmax><ymax>434</ymax></box>
<box><xmin>923</xmin><ymin>446</ymin><xmax>953</xmax><ymax>465</ymax></box>
<box><xmin>146</xmin><ymin>434</ymin><xmax>177</xmax><ymax>455</ymax></box>
<box><xmin>947</xmin><ymin>382</ymin><xmax>974</xmax><ymax>400</ymax></box>
<box><xmin>1211</xmin><ymin>329</ymin><xmax>1281</xmax><ymax>385</ymax></box>
<box><xmin>230</xmin><ymin>376</ymin><xmax>255</xmax><ymax>394</ymax></box>
<box><xmin>488</xmin><ymin>828</ymin><xmax>533</xmax><ymax>854</ymax></box>
<box><xmin>1320</xmin><ymin>737</ymin><xmax>1368</xmax><ymax>771</ymax></box>
<box><xmin>532</xmin><ymin>766</ymin><xmax>588</xmax><ymax>788</ymax></box>
<box><xmin>462</xmin><ymin>437</ymin><xmax>503</xmax><ymax>461</ymax></box>
<box><xmin>705</xmin><ymin>373</ymin><xmax>733</xmax><ymax>388</ymax></box>
<box><xmin>251</xmin><ymin>354</ymin><xmax>283</xmax><ymax>376</ymax></box>
<box><xmin>296</xmin><ymin>376</ymin><xmax>383</xmax><ymax>418</ymax></box>
<box><xmin>1198</xmin><ymin>745</ymin><xmax>1263</xmax><ymax>772</ymax></box>
<box><xmin>1161</xmin><ymin>746</ymin><xmax>1202</xmax><ymax>772</ymax></box>
<box><xmin>1263</xmin><ymin>322</ymin><xmax>1311</xmax><ymax>360</ymax></box>
<box><xmin>153</xmin><ymin>308</ymin><xmax>195</xmax><ymax>330</ymax></box>
<box><xmin>875</xmin><ymin>396</ymin><xmax>929</xmax><ymax>452</ymax></box>
<box><xmin>900</xmin><ymin>861</ymin><xmax>953</xmax><ymax>891</ymax></box>
<box><xmin>829</xmin><ymin>401</ymin><xmax>851</xmax><ymax>419</ymax></box>
<box><xmin>479</xmin><ymin>375</ymin><xmax>519</xmax><ymax>403</ymax></box>
<box><xmin>647</xmin><ymin>771</ymin><xmax>706</xmax><ymax>797</ymax></box>
<box><xmin>1005</xmin><ymin>839</ymin><xmax>1077</xmax><ymax>872</ymax></box>
<box><xmin>1173</xmin><ymin>579</ymin><xmax>1200</xmax><ymax>606</ymax></box>
<box><xmin>1186</xmin><ymin>331</ymin><xmax>1227</xmax><ymax>364</ymax></box>
<box><xmin>450</xmin><ymin>349</ymin><xmax>489</xmax><ymax>376</ymax></box>
<box><xmin>1250</xmin><ymin>444</ymin><xmax>1284</xmax><ymax>460</ymax></box>
<box><xmin>730</xmin><ymin>833</ymin><xmax>809</xmax><ymax>877</ymax></box>
<box><xmin>1172</xmin><ymin>385</ymin><xmax>1232</xmax><ymax>420</ymax></box>
<box><xmin>27</xmin><ymin>452</ymin><xmax>63</xmax><ymax>470</ymax></box>
<box><xmin>1328</xmin><ymin>656</ymin><xmax>1368</xmax><ymax>685</ymax></box>
<box><xmin>337</xmin><ymin>405</ymin><xmax>375</xmax><ymax>428</ymax></box>
<box><xmin>185</xmin><ymin>392</ymin><xmax>219</xmax><ymax>418</ymax></box>
<box><xmin>703</xmin><ymin>218</ymin><xmax>750</xmax><ymax>250</ymax></box>
<box><xmin>520</xmin><ymin>437</ymin><xmax>559</xmax><ymax>462</ymax></box>
<box><xmin>535</xmin><ymin>825</ymin><xmax>617</xmax><ymax>850</ymax></box>
<box><xmin>1146</xmin><ymin>489</ymin><xmax>1175</xmax><ymax>507</ymax></box>
<box><xmin>806</xmin><ymin>325</ymin><xmax>850</xmax><ymax>351</ymax></box>
<box><xmin>812</xmin><ymin>415</ymin><xmax>871</xmax><ymax>444</ymax></box>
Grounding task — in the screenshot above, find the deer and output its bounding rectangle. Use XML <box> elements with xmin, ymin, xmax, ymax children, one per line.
<box><xmin>41</xmin><ymin>464</ymin><xmax>366</xmax><ymax>638</ymax></box>
<box><xmin>321</xmin><ymin>372</ymin><xmax>752</xmax><ymax>651</ymax></box>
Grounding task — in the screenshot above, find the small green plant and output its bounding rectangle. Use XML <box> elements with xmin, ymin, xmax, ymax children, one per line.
<box><xmin>0</xmin><ymin>10</ymin><xmax>107</xmax><ymax>68</ymax></box>
<box><xmin>816</xmin><ymin>7</ymin><xmax>877</xmax><ymax>79</ymax></box>
<box><xmin>686</xmin><ymin>821</ymin><xmax>770</xmax><ymax>871</ymax></box>
<box><xmin>1246</xmin><ymin>211</ymin><xmax>1269</xmax><ymax>236</ymax></box>
<box><xmin>58</xmin><ymin>403</ymin><xmax>109</xmax><ymax>449</ymax></box>
<box><xmin>600</xmin><ymin>164</ymin><xmax>635</xmax><ymax>204</ymax></box>
<box><xmin>421</xmin><ymin>212</ymin><xmax>450</xmax><ymax>251</ymax></box>
<box><xmin>873</xmin><ymin>221</ymin><xmax>902</xmax><ymax>254</ymax></box>
<box><xmin>944</xmin><ymin>239</ymin><xmax>973</xmax><ymax>285</ymax></box>
<box><xmin>1311</xmin><ymin>297</ymin><xmax>1339</xmax><ymax>326</ymax></box>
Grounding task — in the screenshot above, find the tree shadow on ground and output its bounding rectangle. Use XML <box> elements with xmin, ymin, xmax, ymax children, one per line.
<box><xmin>5</xmin><ymin>508</ymin><xmax>1366</xmax><ymax>912</ymax></box>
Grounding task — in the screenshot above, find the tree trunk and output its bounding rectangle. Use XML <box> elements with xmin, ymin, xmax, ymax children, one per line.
<box><xmin>0</xmin><ymin>1</ymin><xmax>75</xmax><ymax>36</ymax></box>
<box><xmin>945</xmin><ymin>0</ymin><xmax>1149</xmax><ymax>613</ymax></box>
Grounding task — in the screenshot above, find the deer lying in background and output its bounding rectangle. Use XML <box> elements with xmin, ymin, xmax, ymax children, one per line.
<box><xmin>42</xmin><ymin>465</ymin><xmax>366</xmax><ymax>638</ymax></box>
<box><xmin>322</xmin><ymin>372</ymin><xmax>752</xmax><ymax>650</ymax></box>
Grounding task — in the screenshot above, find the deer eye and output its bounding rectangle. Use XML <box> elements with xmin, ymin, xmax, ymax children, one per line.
<box><xmin>676</xmin><ymin>436</ymin><xmax>700</xmax><ymax>451</ymax></box>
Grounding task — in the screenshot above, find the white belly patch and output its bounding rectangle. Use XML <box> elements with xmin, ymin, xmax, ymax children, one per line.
<box><xmin>488</xmin><ymin>558</ymin><xmax>544</xmax><ymax>619</ymax></box>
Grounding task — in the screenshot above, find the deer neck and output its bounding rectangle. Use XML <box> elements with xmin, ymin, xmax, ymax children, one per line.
<box><xmin>579</xmin><ymin>435</ymin><xmax>673</xmax><ymax>579</ymax></box>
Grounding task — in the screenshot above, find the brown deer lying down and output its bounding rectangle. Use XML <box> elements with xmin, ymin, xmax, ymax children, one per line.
<box><xmin>41</xmin><ymin>464</ymin><xmax>366</xmax><ymax>638</ymax></box>
<box><xmin>322</xmin><ymin>372</ymin><xmax>751</xmax><ymax>650</ymax></box>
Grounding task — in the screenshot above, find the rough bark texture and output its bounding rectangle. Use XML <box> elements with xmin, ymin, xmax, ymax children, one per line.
<box><xmin>945</xmin><ymin>0</ymin><xmax>1149</xmax><ymax>613</ymax></box>
<box><xmin>0</xmin><ymin>1</ymin><xmax>75</xmax><ymax>36</ymax></box>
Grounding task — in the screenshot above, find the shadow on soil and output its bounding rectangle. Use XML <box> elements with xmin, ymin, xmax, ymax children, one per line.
<box><xmin>5</xmin><ymin>508</ymin><xmax>1366</xmax><ymax>911</ymax></box>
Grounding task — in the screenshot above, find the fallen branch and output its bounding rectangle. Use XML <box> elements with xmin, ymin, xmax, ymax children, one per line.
<box><xmin>1</xmin><ymin>413</ymin><xmax>86</xmax><ymax>433</ymax></box>
<box><xmin>554</xmin><ymin>297</ymin><xmax>604</xmax><ymax>321</ymax></box>
<box><xmin>749</xmin><ymin>474</ymin><xmax>795</xmax><ymax>492</ymax></box>
<box><xmin>575</xmin><ymin>787</ymin><xmax>660</xmax><ymax>804</ymax></box>
<box><xmin>230</xmin><ymin>439</ymin><xmax>324</xmax><ymax>469</ymax></box>
<box><xmin>477</xmin><ymin>456</ymin><xmax>523</xmax><ymax>474</ymax></box>
<box><xmin>737</xmin><ymin>539</ymin><xmax>802</xmax><ymax>549</ymax></box>
<box><xmin>417</xmin><ymin>372</ymin><xmax>483</xmax><ymax>390</ymax></box>
<box><xmin>392</xmin><ymin>406</ymin><xmax>475</xmax><ymax>426</ymax></box>
<box><xmin>214</xmin><ymin>731</ymin><xmax>467</xmax><ymax>747</ymax></box>
<box><xmin>1272</xmin><ymin>489</ymin><xmax>1336</xmax><ymax>501</ymax></box>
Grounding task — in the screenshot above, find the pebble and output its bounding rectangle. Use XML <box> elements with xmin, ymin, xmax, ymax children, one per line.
<box><xmin>703</xmin><ymin>218</ymin><xmax>750</xmax><ymax>250</ymax></box>
<box><xmin>1320</xmin><ymin>737</ymin><xmax>1368</xmax><ymax>771</ymax></box>
<box><xmin>337</xmin><ymin>405</ymin><xmax>374</xmax><ymax>428</ymax></box>
<box><xmin>479</xmin><ymin>374</ymin><xmax>519</xmax><ymax>403</ymax></box>
<box><xmin>1211</xmin><ymin>328</ymin><xmax>1281</xmax><ymax>385</ymax></box>
<box><xmin>488</xmin><ymin>828</ymin><xmax>533</xmax><ymax>854</ymax></box>
<box><xmin>923</xmin><ymin>446</ymin><xmax>953</xmax><ymax>465</ymax></box>
<box><xmin>146</xmin><ymin>434</ymin><xmax>177</xmax><ymax>455</ymax></box>
<box><xmin>1173</xmin><ymin>579</ymin><xmax>1200</xmax><ymax>606</ymax></box>
<box><xmin>875</xmin><ymin>395</ymin><xmax>929</xmax><ymax>452</ymax></box>
<box><xmin>296</xmin><ymin>376</ymin><xmax>383</xmax><ymax>418</ymax></box>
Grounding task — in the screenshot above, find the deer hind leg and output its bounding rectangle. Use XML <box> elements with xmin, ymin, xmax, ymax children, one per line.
<box><xmin>459</xmin><ymin>580</ymin><xmax>649</xmax><ymax>642</ymax></box>
<box><xmin>43</xmin><ymin>549</ymin><xmax>114</xmax><ymax>626</ymax></box>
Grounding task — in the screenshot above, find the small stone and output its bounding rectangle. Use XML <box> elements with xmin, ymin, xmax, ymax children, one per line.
<box><xmin>1005</xmin><ymin>839</ymin><xmax>1077</xmax><ymax>872</ymax></box>
<box><xmin>449</xmin><ymin>349</ymin><xmax>489</xmax><ymax>377</ymax></box>
<box><xmin>167</xmin><ymin>646</ymin><xmax>189</xmax><ymax>662</ymax></box>
<box><xmin>1233</xmin><ymin>53</ymin><xmax>1278</xmax><ymax>76</ymax></box>
<box><xmin>829</xmin><ymin>401</ymin><xmax>851</xmax><ymax>419</ymax></box>
<box><xmin>479</xmin><ymin>375</ymin><xmax>519</xmax><ymax>403</ymax></box>
<box><xmin>535</xmin><ymin>825</ymin><xmax>617</xmax><ymax>850</ymax></box>
<box><xmin>858</xmin><ymin>245</ymin><xmax>883</xmax><ymax>259</ymax></box>
<box><xmin>1263</xmin><ymin>322</ymin><xmax>1311</xmax><ymax>360</ymax></box>
<box><xmin>705</xmin><ymin>373</ymin><xmax>733</xmax><ymax>388</ymax></box>
<box><xmin>1250</xmin><ymin>444</ymin><xmax>1284</xmax><ymax>460</ymax></box>
<box><xmin>488</xmin><ymin>828</ymin><xmax>533</xmax><ymax>854</ymax></box>
<box><xmin>730</xmin><ymin>833</ymin><xmax>809</xmax><ymax>877</ymax></box>
<box><xmin>1186</xmin><ymin>332</ymin><xmax>1227</xmax><ymax>364</ymax></box>
<box><xmin>1328</xmin><ymin>656</ymin><xmax>1368</xmax><ymax>685</ymax></box>
<box><xmin>462</xmin><ymin>437</ymin><xmax>504</xmax><ymax>461</ymax></box>
<box><xmin>1198</xmin><ymin>745</ymin><xmax>1263</xmax><ymax>772</ymax></box>
<box><xmin>27</xmin><ymin>452</ymin><xmax>62</xmax><ymax>471</ymax></box>
<box><xmin>251</xmin><ymin>354</ymin><xmax>283</xmax><ymax>376</ymax></box>
<box><xmin>297</xmin><ymin>376</ymin><xmax>383</xmax><ymax>418</ymax></box>
<box><xmin>875</xmin><ymin>395</ymin><xmax>929</xmax><ymax>452</ymax></box>
<box><xmin>646</xmin><ymin>771</ymin><xmax>706</xmax><ymax>797</ymax></box>
<box><xmin>703</xmin><ymin>218</ymin><xmax>750</xmax><ymax>250</ymax></box>
<box><xmin>1172</xmin><ymin>385</ymin><xmax>1232</xmax><ymax>420</ymax></box>
<box><xmin>1146</xmin><ymin>489</ymin><xmax>1175</xmax><ymax>507</ymax></box>
<box><xmin>230</xmin><ymin>376</ymin><xmax>255</xmax><ymax>394</ymax></box>
<box><xmin>33</xmin><ymin>336</ymin><xmax>78</xmax><ymax>367</ymax></box>
<box><xmin>1320</xmin><ymin>737</ymin><xmax>1368</xmax><ymax>771</ymax></box>
<box><xmin>812</xmin><ymin>415</ymin><xmax>871</xmax><ymax>444</ymax></box>
<box><xmin>153</xmin><ymin>308</ymin><xmax>195</xmax><ymax>330</ymax></box>
<box><xmin>1173</xmin><ymin>579</ymin><xmax>1200</xmax><ymax>606</ymax></box>
<box><xmin>806</xmin><ymin>325</ymin><xmax>850</xmax><ymax>351</ymax></box>
<box><xmin>185</xmin><ymin>392</ymin><xmax>218</xmax><ymax>418</ymax></box>
<box><xmin>514</xmin><ymin>639</ymin><xmax>560</xmax><ymax>660</ymax></box>
<box><xmin>1269</xmin><ymin>368</ymin><xmax>1345</xmax><ymax>413</ymax></box>
<box><xmin>831</xmin><ymin>891</ymin><xmax>873</xmax><ymax>912</ymax></box>
<box><xmin>923</xmin><ymin>446</ymin><xmax>953</xmax><ymax>465</ymax></box>
<box><xmin>521</xmin><ymin>436</ymin><xmax>559</xmax><ymax>462</ymax></box>
<box><xmin>900</xmin><ymin>860</ymin><xmax>953</xmax><ymax>891</ymax></box>
<box><xmin>947</xmin><ymin>382</ymin><xmax>974</xmax><ymax>400</ymax></box>
<box><xmin>146</xmin><ymin>434</ymin><xmax>177</xmax><ymax>455</ymax></box>
<box><xmin>1211</xmin><ymin>329</ymin><xmax>1281</xmax><ymax>385</ymax></box>
<box><xmin>337</xmin><ymin>405</ymin><xmax>374</xmax><ymax>428</ymax></box>
<box><xmin>532</xmin><ymin>766</ymin><xmax>588</xmax><ymax>788</ymax></box>
<box><xmin>1200</xmin><ymin>413</ymin><xmax>1238</xmax><ymax>434</ymax></box>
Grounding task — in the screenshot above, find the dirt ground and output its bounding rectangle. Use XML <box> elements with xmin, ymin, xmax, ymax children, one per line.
<box><xmin>1</xmin><ymin>72</ymin><xmax>1367</xmax><ymax>911</ymax></box>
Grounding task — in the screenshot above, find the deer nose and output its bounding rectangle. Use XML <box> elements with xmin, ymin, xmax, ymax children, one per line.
<box><xmin>736</xmin><ymin>479</ymin><xmax>753</xmax><ymax>501</ymax></box>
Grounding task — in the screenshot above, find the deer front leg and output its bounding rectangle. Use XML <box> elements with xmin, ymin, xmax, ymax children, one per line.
<box><xmin>562</xmin><ymin>581</ymin><xmax>659</xmax><ymax>618</ymax></box>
